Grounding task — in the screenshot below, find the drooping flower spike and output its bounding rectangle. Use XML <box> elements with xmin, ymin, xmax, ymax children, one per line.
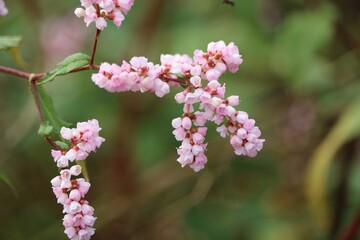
<box><xmin>50</xmin><ymin>120</ymin><xmax>104</xmax><ymax>240</ymax></box>
<box><xmin>91</xmin><ymin>41</ymin><xmax>265</xmax><ymax>172</ymax></box>
<box><xmin>51</xmin><ymin>165</ymin><xmax>96</xmax><ymax>240</ymax></box>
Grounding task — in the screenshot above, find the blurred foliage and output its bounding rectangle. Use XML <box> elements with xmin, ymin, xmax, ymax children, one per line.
<box><xmin>1</xmin><ymin>0</ymin><xmax>360</xmax><ymax>239</ymax></box>
<box><xmin>0</xmin><ymin>35</ymin><xmax>28</xmax><ymax>68</ymax></box>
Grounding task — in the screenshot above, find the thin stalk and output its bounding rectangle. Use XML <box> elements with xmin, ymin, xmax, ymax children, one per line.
<box><xmin>76</xmin><ymin>160</ymin><xmax>90</xmax><ymax>182</ymax></box>
<box><xmin>29</xmin><ymin>75</ymin><xmax>61</xmax><ymax>150</ymax></box>
<box><xmin>90</xmin><ymin>29</ymin><xmax>101</xmax><ymax>66</ymax></box>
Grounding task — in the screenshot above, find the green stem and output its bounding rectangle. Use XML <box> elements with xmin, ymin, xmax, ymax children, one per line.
<box><xmin>77</xmin><ymin>160</ymin><xmax>90</xmax><ymax>182</ymax></box>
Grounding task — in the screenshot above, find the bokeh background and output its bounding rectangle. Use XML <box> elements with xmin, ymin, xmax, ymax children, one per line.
<box><xmin>1</xmin><ymin>0</ymin><xmax>360</xmax><ymax>239</ymax></box>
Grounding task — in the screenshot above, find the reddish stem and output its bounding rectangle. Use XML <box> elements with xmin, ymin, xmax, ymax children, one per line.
<box><xmin>30</xmin><ymin>80</ymin><xmax>45</xmax><ymax>123</ymax></box>
<box><xmin>162</xmin><ymin>76</ymin><xmax>186</xmax><ymax>84</ymax></box>
<box><xmin>338</xmin><ymin>210</ymin><xmax>360</xmax><ymax>240</ymax></box>
<box><xmin>0</xmin><ymin>64</ymin><xmax>99</xmax><ymax>81</ymax></box>
<box><xmin>90</xmin><ymin>29</ymin><xmax>101</xmax><ymax>66</ymax></box>
<box><xmin>0</xmin><ymin>63</ymin><xmax>99</xmax><ymax>151</ymax></box>
<box><xmin>0</xmin><ymin>65</ymin><xmax>44</xmax><ymax>80</ymax></box>
<box><xmin>90</xmin><ymin>6</ymin><xmax>102</xmax><ymax>66</ymax></box>
<box><xmin>29</xmin><ymin>79</ymin><xmax>60</xmax><ymax>150</ymax></box>
<box><xmin>45</xmin><ymin>136</ymin><xmax>60</xmax><ymax>150</ymax></box>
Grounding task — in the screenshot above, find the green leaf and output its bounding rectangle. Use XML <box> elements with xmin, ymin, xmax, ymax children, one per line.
<box><xmin>0</xmin><ymin>36</ymin><xmax>22</xmax><ymax>50</ymax></box>
<box><xmin>305</xmin><ymin>97</ymin><xmax>360</xmax><ymax>232</ymax></box>
<box><xmin>37</xmin><ymin>53</ymin><xmax>91</xmax><ymax>85</ymax></box>
<box><xmin>0</xmin><ymin>169</ymin><xmax>18</xmax><ymax>198</ymax></box>
<box><xmin>10</xmin><ymin>47</ymin><xmax>29</xmax><ymax>69</ymax></box>
<box><xmin>33</xmin><ymin>85</ymin><xmax>73</xmax><ymax>134</ymax></box>
<box><xmin>38</xmin><ymin>121</ymin><xmax>54</xmax><ymax>137</ymax></box>
<box><xmin>271</xmin><ymin>3</ymin><xmax>337</xmax><ymax>93</ymax></box>
<box><xmin>55</xmin><ymin>141</ymin><xmax>70</xmax><ymax>150</ymax></box>
<box><xmin>0</xmin><ymin>36</ymin><xmax>29</xmax><ymax>68</ymax></box>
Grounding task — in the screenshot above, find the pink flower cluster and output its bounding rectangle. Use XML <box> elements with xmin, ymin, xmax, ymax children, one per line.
<box><xmin>74</xmin><ymin>0</ymin><xmax>134</xmax><ymax>30</ymax></box>
<box><xmin>92</xmin><ymin>41</ymin><xmax>264</xmax><ymax>171</ymax></box>
<box><xmin>172</xmin><ymin>117</ymin><xmax>208</xmax><ymax>172</ymax></box>
<box><xmin>51</xmin><ymin>165</ymin><xmax>96</xmax><ymax>240</ymax></box>
<box><xmin>172</xmin><ymin>80</ymin><xmax>264</xmax><ymax>171</ymax></box>
<box><xmin>50</xmin><ymin>120</ymin><xmax>104</xmax><ymax>240</ymax></box>
<box><xmin>51</xmin><ymin>119</ymin><xmax>105</xmax><ymax>168</ymax></box>
<box><xmin>0</xmin><ymin>0</ymin><xmax>8</xmax><ymax>16</ymax></box>
<box><xmin>91</xmin><ymin>57</ymin><xmax>170</xmax><ymax>97</ymax></box>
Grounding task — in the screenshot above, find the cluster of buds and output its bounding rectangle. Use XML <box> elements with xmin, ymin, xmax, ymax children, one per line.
<box><xmin>0</xmin><ymin>0</ymin><xmax>8</xmax><ymax>16</ymax></box>
<box><xmin>51</xmin><ymin>119</ymin><xmax>105</xmax><ymax>168</ymax></box>
<box><xmin>50</xmin><ymin>120</ymin><xmax>104</xmax><ymax>240</ymax></box>
<box><xmin>92</xmin><ymin>57</ymin><xmax>170</xmax><ymax>97</ymax></box>
<box><xmin>74</xmin><ymin>0</ymin><xmax>134</xmax><ymax>30</ymax></box>
<box><xmin>91</xmin><ymin>41</ymin><xmax>265</xmax><ymax>172</ymax></box>
<box><xmin>51</xmin><ymin>166</ymin><xmax>95</xmax><ymax>240</ymax></box>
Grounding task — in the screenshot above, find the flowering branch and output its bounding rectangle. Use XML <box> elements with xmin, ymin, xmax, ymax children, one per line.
<box><xmin>91</xmin><ymin>41</ymin><xmax>265</xmax><ymax>172</ymax></box>
<box><xmin>1</xmin><ymin>0</ymin><xmax>265</xmax><ymax>239</ymax></box>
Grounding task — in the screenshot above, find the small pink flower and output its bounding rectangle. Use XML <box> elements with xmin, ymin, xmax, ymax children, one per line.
<box><xmin>69</xmin><ymin>189</ymin><xmax>82</xmax><ymax>201</ymax></box>
<box><xmin>190</xmin><ymin>153</ymin><xmax>207</xmax><ymax>172</ymax></box>
<box><xmin>70</xmin><ymin>165</ymin><xmax>82</xmax><ymax>176</ymax></box>
<box><xmin>171</xmin><ymin>118</ymin><xmax>182</xmax><ymax>129</ymax></box>
<box><xmin>154</xmin><ymin>79</ymin><xmax>170</xmax><ymax>97</ymax></box>
<box><xmin>95</xmin><ymin>17</ymin><xmax>107</xmax><ymax>30</ymax></box>
<box><xmin>227</xmin><ymin>95</ymin><xmax>239</xmax><ymax>106</ymax></box>
<box><xmin>181</xmin><ymin>117</ymin><xmax>192</xmax><ymax>130</ymax></box>
<box><xmin>77</xmin><ymin>178</ymin><xmax>91</xmax><ymax>197</ymax></box>
<box><xmin>190</xmin><ymin>76</ymin><xmax>202</xmax><ymax>88</ymax></box>
<box><xmin>0</xmin><ymin>0</ymin><xmax>8</xmax><ymax>16</ymax></box>
<box><xmin>172</xmin><ymin>128</ymin><xmax>186</xmax><ymax>141</ymax></box>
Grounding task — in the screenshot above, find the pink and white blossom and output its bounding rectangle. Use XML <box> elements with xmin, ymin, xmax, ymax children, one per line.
<box><xmin>51</xmin><ymin>165</ymin><xmax>96</xmax><ymax>240</ymax></box>
<box><xmin>51</xmin><ymin>119</ymin><xmax>105</xmax><ymax>167</ymax></box>
<box><xmin>0</xmin><ymin>0</ymin><xmax>8</xmax><ymax>16</ymax></box>
<box><xmin>75</xmin><ymin>0</ymin><xmax>134</xmax><ymax>30</ymax></box>
<box><xmin>91</xmin><ymin>41</ymin><xmax>263</xmax><ymax>172</ymax></box>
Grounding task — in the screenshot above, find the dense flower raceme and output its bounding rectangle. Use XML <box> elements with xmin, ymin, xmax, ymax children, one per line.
<box><xmin>51</xmin><ymin>119</ymin><xmax>105</xmax><ymax>168</ymax></box>
<box><xmin>51</xmin><ymin>166</ymin><xmax>96</xmax><ymax>240</ymax></box>
<box><xmin>91</xmin><ymin>41</ymin><xmax>265</xmax><ymax>172</ymax></box>
<box><xmin>51</xmin><ymin>120</ymin><xmax>104</xmax><ymax>240</ymax></box>
<box><xmin>74</xmin><ymin>0</ymin><xmax>134</xmax><ymax>30</ymax></box>
<box><xmin>0</xmin><ymin>0</ymin><xmax>8</xmax><ymax>16</ymax></box>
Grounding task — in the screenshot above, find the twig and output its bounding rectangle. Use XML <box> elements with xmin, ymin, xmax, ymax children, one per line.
<box><xmin>0</xmin><ymin>64</ymin><xmax>99</xmax><ymax>82</ymax></box>
<box><xmin>29</xmin><ymin>75</ymin><xmax>61</xmax><ymax>150</ymax></box>
<box><xmin>29</xmin><ymin>76</ymin><xmax>45</xmax><ymax>123</ymax></box>
<box><xmin>161</xmin><ymin>75</ymin><xmax>185</xmax><ymax>84</ymax></box>
<box><xmin>90</xmin><ymin>29</ymin><xmax>101</xmax><ymax>66</ymax></box>
<box><xmin>0</xmin><ymin>65</ymin><xmax>43</xmax><ymax>80</ymax></box>
<box><xmin>90</xmin><ymin>5</ymin><xmax>102</xmax><ymax>66</ymax></box>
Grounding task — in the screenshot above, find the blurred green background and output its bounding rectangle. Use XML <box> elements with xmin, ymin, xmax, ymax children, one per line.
<box><xmin>1</xmin><ymin>0</ymin><xmax>360</xmax><ymax>239</ymax></box>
